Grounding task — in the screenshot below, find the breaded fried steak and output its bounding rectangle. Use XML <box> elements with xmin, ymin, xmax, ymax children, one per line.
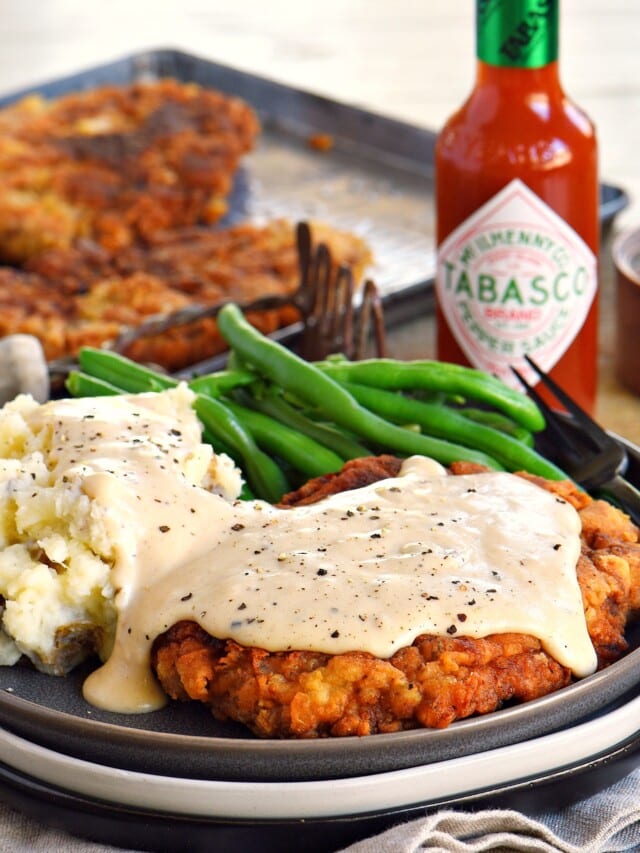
<box><xmin>0</xmin><ymin>219</ymin><xmax>371</xmax><ymax>369</ymax></box>
<box><xmin>0</xmin><ymin>79</ymin><xmax>260</xmax><ymax>262</ymax></box>
<box><xmin>0</xmin><ymin>79</ymin><xmax>372</xmax><ymax>370</ymax></box>
<box><xmin>151</xmin><ymin>457</ymin><xmax>640</xmax><ymax>738</ymax></box>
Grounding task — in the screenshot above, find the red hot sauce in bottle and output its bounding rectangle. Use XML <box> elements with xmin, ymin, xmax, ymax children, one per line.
<box><xmin>435</xmin><ymin>0</ymin><xmax>599</xmax><ymax>412</ymax></box>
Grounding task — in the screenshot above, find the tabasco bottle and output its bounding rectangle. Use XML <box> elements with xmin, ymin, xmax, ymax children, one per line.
<box><xmin>435</xmin><ymin>0</ymin><xmax>599</xmax><ymax>412</ymax></box>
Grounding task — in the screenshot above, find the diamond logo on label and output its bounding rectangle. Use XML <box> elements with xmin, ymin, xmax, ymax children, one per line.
<box><xmin>436</xmin><ymin>179</ymin><xmax>597</xmax><ymax>389</ymax></box>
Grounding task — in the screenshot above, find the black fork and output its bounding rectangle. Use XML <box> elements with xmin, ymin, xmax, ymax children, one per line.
<box><xmin>296</xmin><ymin>222</ymin><xmax>387</xmax><ymax>362</ymax></box>
<box><xmin>511</xmin><ymin>355</ymin><xmax>640</xmax><ymax>526</ymax></box>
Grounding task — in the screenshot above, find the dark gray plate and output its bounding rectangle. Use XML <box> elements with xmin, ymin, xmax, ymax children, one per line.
<box><xmin>0</xmin><ymin>628</ymin><xmax>639</xmax><ymax>784</ymax></box>
<box><xmin>0</xmin><ymin>432</ymin><xmax>639</xmax><ymax>784</ymax></box>
<box><xmin>0</xmin><ymin>49</ymin><xmax>636</xmax><ymax>787</ymax></box>
<box><xmin>1</xmin><ymin>726</ymin><xmax>639</xmax><ymax>853</ymax></box>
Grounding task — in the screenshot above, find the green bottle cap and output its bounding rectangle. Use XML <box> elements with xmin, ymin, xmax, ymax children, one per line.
<box><xmin>477</xmin><ymin>0</ymin><xmax>559</xmax><ymax>68</ymax></box>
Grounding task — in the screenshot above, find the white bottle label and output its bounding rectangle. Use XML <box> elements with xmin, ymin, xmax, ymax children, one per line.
<box><xmin>436</xmin><ymin>178</ymin><xmax>597</xmax><ymax>389</ymax></box>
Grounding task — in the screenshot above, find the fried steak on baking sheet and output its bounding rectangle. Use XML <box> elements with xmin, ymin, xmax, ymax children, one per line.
<box><xmin>0</xmin><ymin>79</ymin><xmax>372</xmax><ymax>370</ymax></box>
<box><xmin>0</xmin><ymin>79</ymin><xmax>260</xmax><ymax>262</ymax></box>
<box><xmin>151</xmin><ymin>457</ymin><xmax>640</xmax><ymax>739</ymax></box>
<box><xmin>1</xmin><ymin>219</ymin><xmax>370</xmax><ymax>370</ymax></box>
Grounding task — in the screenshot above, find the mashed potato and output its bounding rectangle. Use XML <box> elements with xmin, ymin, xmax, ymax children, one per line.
<box><xmin>0</xmin><ymin>385</ymin><xmax>243</xmax><ymax>674</ymax></box>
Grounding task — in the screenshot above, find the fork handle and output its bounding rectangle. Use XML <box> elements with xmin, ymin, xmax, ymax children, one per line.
<box><xmin>595</xmin><ymin>474</ymin><xmax>640</xmax><ymax>527</ymax></box>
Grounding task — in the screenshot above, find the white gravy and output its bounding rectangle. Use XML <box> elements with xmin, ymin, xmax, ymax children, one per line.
<box><xmin>39</xmin><ymin>393</ymin><xmax>596</xmax><ymax>714</ymax></box>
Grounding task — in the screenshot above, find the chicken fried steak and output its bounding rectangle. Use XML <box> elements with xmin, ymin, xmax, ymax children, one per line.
<box><xmin>151</xmin><ymin>457</ymin><xmax>640</xmax><ymax>738</ymax></box>
<box><xmin>0</xmin><ymin>219</ymin><xmax>371</xmax><ymax>369</ymax></box>
<box><xmin>0</xmin><ymin>80</ymin><xmax>373</xmax><ymax>370</ymax></box>
<box><xmin>0</xmin><ymin>79</ymin><xmax>260</xmax><ymax>262</ymax></box>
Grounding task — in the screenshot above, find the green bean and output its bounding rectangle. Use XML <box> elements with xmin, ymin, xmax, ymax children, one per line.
<box><xmin>457</xmin><ymin>407</ymin><xmax>535</xmax><ymax>447</ymax></box>
<box><xmin>79</xmin><ymin>348</ymin><xmax>256</xmax><ymax>400</ymax></box>
<box><xmin>217</xmin><ymin>303</ymin><xmax>504</xmax><ymax>470</ymax></box>
<box><xmin>188</xmin><ymin>369</ymin><xmax>257</xmax><ymax>398</ymax></box>
<box><xmin>222</xmin><ymin>399</ymin><xmax>344</xmax><ymax>478</ymax></box>
<box><xmin>78</xmin><ymin>348</ymin><xmax>177</xmax><ymax>392</ymax></box>
<box><xmin>315</xmin><ymin>358</ymin><xmax>545</xmax><ymax>433</ymax></box>
<box><xmin>339</xmin><ymin>381</ymin><xmax>566</xmax><ymax>480</ymax></box>
<box><xmin>66</xmin><ymin>371</ymin><xmax>124</xmax><ymax>398</ymax></box>
<box><xmin>193</xmin><ymin>396</ymin><xmax>290</xmax><ymax>503</ymax></box>
<box><xmin>239</xmin><ymin>387</ymin><xmax>371</xmax><ymax>460</ymax></box>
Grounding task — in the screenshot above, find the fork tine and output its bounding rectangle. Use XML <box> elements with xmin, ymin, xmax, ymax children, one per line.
<box><xmin>510</xmin><ymin>366</ymin><xmax>586</xmax><ymax>466</ymax></box>
<box><xmin>523</xmin><ymin>355</ymin><xmax>606</xmax><ymax>449</ymax></box>
<box><xmin>509</xmin><ymin>365</ymin><xmax>558</xmax><ymax>424</ymax></box>
<box><xmin>511</xmin><ymin>360</ymin><xmax>638</xmax><ymax>507</ymax></box>
<box><xmin>295</xmin><ymin>231</ymin><xmax>387</xmax><ymax>362</ymax></box>
<box><xmin>297</xmin><ymin>241</ymin><xmax>335</xmax><ymax>362</ymax></box>
<box><xmin>327</xmin><ymin>265</ymin><xmax>354</xmax><ymax>353</ymax></box>
<box><xmin>311</xmin><ymin>243</ymin><xmax>332</xmax><ymax>319</ymax></box>
<box><xmin>296</xmin><ymin>221</ymin><xmax>312</xmax><ymax>294</ymax></box>
<box><xmin>355</xmin><ymin>279</ymin><xmax>387</xmax><ymax>360</ymax></box>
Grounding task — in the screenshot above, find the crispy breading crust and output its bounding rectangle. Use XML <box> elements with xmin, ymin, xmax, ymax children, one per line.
<box><xmin>0</xmin><ymin>80</ymin><xmax>260</xmax><ymax>262</ymax></box>
<box><xmin>0</xmin><ymin>219</ymin><xmax>371</xmax><ymax>369</ymax></box>
<box><xmin>0</xmin><ymin>80</ymin><xmax>372</xmax><ymax>370</ymax></box>
<box><xmin>153</xmin><ymin>623</ymin><xmax>570</xmax><ymax>738</ymax></box>
<box><xmin>151</xmin><ymin>458</ymin><xmax>640</xmax><ymax>738</ymax></box>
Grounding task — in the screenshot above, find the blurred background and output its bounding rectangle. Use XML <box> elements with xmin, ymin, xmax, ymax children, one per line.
<box><xmin>1</xmin><ymin>0</ymin><xmax>639</xmax><ymax>436</ymax></box>
<box><xmin>2</xmin><ymin>0</ymin><xmax>638</xmax><ymax>224</ymax></box>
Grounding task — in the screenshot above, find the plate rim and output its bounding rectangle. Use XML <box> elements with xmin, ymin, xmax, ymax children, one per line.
<box><xmin>1</xmin><ymin>439</ymin><xmax>639</xmax><ymax>783</ymax></box>
<box><xmin>1</xmin><ymin>607</ymin><xmax>639</xmax><ymax>783</ymax></box>
<box><xmin>1</xmin><ymin>685</ymin><xmax>640</xmax><ymax>821</ymax></box>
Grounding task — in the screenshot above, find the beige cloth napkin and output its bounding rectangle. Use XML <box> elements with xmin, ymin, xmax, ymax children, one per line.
<box><xmin>2</xmin><ymin>767</ymin><xmax>640</xmax><ymax>852</ymax></box>
<box><xmin>340</xmin><ymin>768</ymin><xmax>640</xmax><ymax>852</ymax></box>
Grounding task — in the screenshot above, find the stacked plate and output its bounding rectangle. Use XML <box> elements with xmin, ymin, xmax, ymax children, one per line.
<box><xmin>1</xmin><ymin>437</ymin><xmax>640</xmax><ymax>852</ymax></box>
<box><xmin>1</xmin><ymin>637</ymin><xmax>640</xmax><ymax>853</ymax></box>
<box><xmin>0</xmin><ymin>49</ymin><xmax>636</xmax><ymax>853</ymax></box>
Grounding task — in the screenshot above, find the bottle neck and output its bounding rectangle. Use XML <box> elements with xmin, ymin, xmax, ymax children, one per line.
<box><xmin>475</xmin><ymin>59</ymin><xmax>562</xmax><ymax>94</ymax></box>
<box><xmin>476</xmin><ymin>0</ymin><xmax>559</xmax><ymax>69</ymax></box>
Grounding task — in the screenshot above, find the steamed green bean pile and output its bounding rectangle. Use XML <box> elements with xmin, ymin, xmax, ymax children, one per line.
<box><xmin>66</xmin><ymin>302</ymin><xmax>566</xmax><ymax>501</ymax></box>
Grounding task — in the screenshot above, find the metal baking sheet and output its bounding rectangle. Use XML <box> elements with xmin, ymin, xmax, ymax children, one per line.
<box><xmin>0</xmin><ymin>49</ymin><xmax>628</xmax><ymax>330</ymax></box>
